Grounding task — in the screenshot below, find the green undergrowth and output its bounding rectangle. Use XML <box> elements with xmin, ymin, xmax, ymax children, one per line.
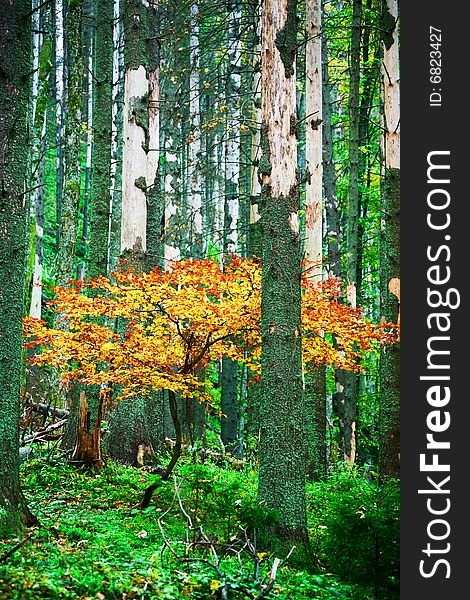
<box><xmin>0</xmin><ymin>453</ymin><xmax>398</xmax><ymax>599</ymax></box>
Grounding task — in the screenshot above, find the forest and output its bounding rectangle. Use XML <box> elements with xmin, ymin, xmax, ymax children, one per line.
<box><xmin>0</xmin><ymin>0</ymin><xmax>400</xmax><ymax>598</ymax></box>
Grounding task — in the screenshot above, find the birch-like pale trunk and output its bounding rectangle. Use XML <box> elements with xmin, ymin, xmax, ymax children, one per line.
<box><xmin>108</xmin><ymin>0</ymin><xmax>124</xmax><ymax>273</ymax></box>
<box><xmin>29</xmin><ymin>0</ymin><xmax>52</xmax><ymax>318</ymax></box>
<box><xmin>31</xmin><ymin>0</ymin><xmax>41</xmax><ymax>129</ymax></box>
<box><xmin>224</xmin><ymin>1</ymin><xmax>241</xmax><ymax>257</ymax></box>
<box><xmin>304</xmin><ymin>0</ymin><xmax>322</xmax><ymax>281</ymax></box>
<box><xmin>121</xmin><ymin>64</ymin><xmax>148</xmax><ymax>255</ymax></box>
<box><xmin>27</xmin><ymin>0</ymin><xmax>42</xmax><ymax>317</ymax></box>
<box><xmin>30</xmin><ymin>116</ymin><xmax>47</xmax><ymax>319</ymax></box>
<box><xmin>56</xmin><ymin>0</ymin><xmax>84</xmax><ymax>286</ymax></box>
<box><xmin>304</xmin><ymin>0</ymin><xmax>326</xmax><ymax>481</ymax></box>
<box><xmin>164</xmin><ymin>130</ymin><xmax>182</xmax><ymax>266</ymax></box>
<box><xmin>187</xmin><ymin>2</ymin><xmax>204</xmax><ymax>257</ymax></box>
<box><xmin>213</xmin><ymin>128</ymin><xmax>224</xmax><ymax>261</ymax></box>
<box><xmin>54</xmin><ymin>0</ymin><xmax>65</xmax><ymax>254</ymax></box>
<box><xmin>163</xmin><ymin>41</ymin><xmax>183</xmax><ymax>267</ymax></box>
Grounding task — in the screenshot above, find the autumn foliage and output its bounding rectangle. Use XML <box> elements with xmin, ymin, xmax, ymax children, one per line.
<box><xmin>23</xmin><ymin>257</ymin><xmax>399</xmax><ymax>404</ymax></box>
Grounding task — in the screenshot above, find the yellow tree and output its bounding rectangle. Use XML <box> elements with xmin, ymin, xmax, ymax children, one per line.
<box><xmin>24</xmin><ymin>257</ymin><xmax>397</xmax><ymax>486</ymax></box>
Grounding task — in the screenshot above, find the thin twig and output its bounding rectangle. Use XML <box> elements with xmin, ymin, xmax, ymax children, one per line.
<box><xmin>0</xmin><ymin>532</ymin><xmax>35</xmax><ymax>563</ymax></box>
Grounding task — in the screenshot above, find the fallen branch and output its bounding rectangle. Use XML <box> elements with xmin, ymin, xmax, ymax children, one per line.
<box><xmin>28</xmin><ymin>403</ymin><xmax>69</xmax><ymax>419</ymax></box>
<box><xmin>156</xmin><ymin>475</ymin><xmax>294</xmax><ymax>600</ymax></box>
<box><xmin>252</xmin><ymin>549</ymin><xmax>295</xmax><ymax>600</ymax></box>
<box><xmin>20</xmin><ymin>418</ymin><xmax>67</xmax><ymax>447</ymax></box>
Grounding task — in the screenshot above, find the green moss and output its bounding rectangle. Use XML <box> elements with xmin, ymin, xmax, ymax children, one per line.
<box><xmin>380</xmin><ymin>6</ymin><xmax>397</xmax><ymax>50</ymax></box>
<box><xmin>258</xmin><ymin>177</ymin><xmax>307</xmax><ymax>553</ymax></box>
<box><xmin>275</xmin><ymin>0</ymin><xmax>298</xmax><ymax>78</ymax></box>
<box><xmin>134</xmin><ymin>176</ymin><xmax>147</xmax><ymax>192</ymax></box>
<box><xmin>133</xmin><ymin>92</ymin><xmax>150</xmax><ymax>152</ymax></box>
<box><xmin>257</xmin><ymin>124</ymin><xmax>271</xmax><ymax>178</ymax></box>
<box><xmin>38</xmin><ymin>39</ymin><xmax>52</xmax><ymax>81</ymax></box>
<box><xmin>64</xmin><ymin>179</ymin><xmax>80</xmax><ymax>194</ymax></box>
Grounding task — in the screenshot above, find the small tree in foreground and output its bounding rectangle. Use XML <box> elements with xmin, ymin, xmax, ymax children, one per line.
<box><xmin>23</xmin><ymin>257</ymin><xmax>398</xmax><ymax>476</ymax></box>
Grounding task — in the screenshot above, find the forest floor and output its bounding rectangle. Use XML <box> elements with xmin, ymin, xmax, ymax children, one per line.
<box><xmin>0</xmin><ymin>451</ymin><xmax>398</xmax><ymax>600</ymax></box>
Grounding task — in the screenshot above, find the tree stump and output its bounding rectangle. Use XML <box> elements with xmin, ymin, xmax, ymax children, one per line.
<box><xmin>70</xmin><ymin>390</ymin><xmax>104</xmax><ymax>468</ymax></box>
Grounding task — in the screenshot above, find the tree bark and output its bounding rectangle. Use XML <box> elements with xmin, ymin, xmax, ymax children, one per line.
<box><xmin>187</xmin><ymin>2</ymin><xmax>204</xmax><ymax>258</ymax></box>
<box><xmin>220</xmin><ymin>0</ymin><xmax>243</xmax><ymax>456</ymax></box>
<box><xmin>304</xmin><ymin>0</ymin><xmax>326</xmax><ymax>481</ymax></box>
<box><xmin>379</xmin><ymin>0</ymin><xmax>400</xmax><ymax>480</ymax></box>
<box><xmin>53</xmin><ymin>0</ymin><xmax>66</xmax><ymax>255</ymax></box>
<box><xmin>108</xmin><ymin>0</ymin><xmax>165</xmax><ymax>465</ymax></box>
<box><xmin>88</xmin><ymin>0</ymin><xmax>114</xmax><ymax>279</ymax></box>
<box><xmin>70</xmin><ymin>391</ymin><xmax>104</xmax><ymax>468</ymax></box>
<box><xmin>336</xmin><ymin>0</ymin><xmax>362</xmax><ymax>466</ymax></box>
<box><xmin>56</xmin><ymin>0</ymin><xmax>83</xmax><ymax>286</ymax></box>
<box><xmin>257</xmin><ymin>0</ymin><xmax>309</xmax><ymax>551</ymax></box>
<box><xmin>0</xmin><ymin>0</ymin><xmax>37</xmax><ymax>534</ymax></box>
<box><xmin>29</xmin><ymin>1</ymin><xmax>52</xmax><ymax>319</ymax></box>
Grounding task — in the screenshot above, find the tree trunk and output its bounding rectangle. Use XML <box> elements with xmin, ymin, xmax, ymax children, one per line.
<box><xmin>322</xmin><ymin>12</ymin><xmax>340</xmax><ymax>281</ymax></box>
<box><xmin>146</xmin><ymin>1</ymin><xmax>162</xmax><ymax>269</ymax></box>
<box><xmin>79</xmin><ymin>1</ymin><xmax>94</xmax><ymax>280</ymax></box>
<box><xmin>56</xmin><ymin>0</ymin><xmax>84</xmax><ymax>286</ymax></box>
<box><xmin>220</xmin><ymin>357</ymin><xmax>240</xmax><ymax>455</ymax></box>
<box><xmin>29</xmin><ymin>1</ymin><xmax>52</xmax><ymax>318</ymax></box>
<box><xmin>379</xmin><ymin>0</ymin><xmax>400</xmax><ymax>480</ymax></box>
<box><xmin>162</xmin><ymin>26</ymin><xmax>183</xmax><ymax>267</ymax></box>
<box><xmin>70</xmin><ymin>391</ymin><xmax>104</xmax><ymax>468</ymax></box>
<box><xmin>120</xmin><ymin>0</ymin><xmax>149</xmax><ymax>258</ymax></box>
<box><xmin>88</xmin><ymin>0</ymin><xmax>114</xmax><ymax>279</ymax></box>
<box><xmin>248</xmin><ymin>4</ymin><xmax>262</xmax><ymax>259</ymax></box>
<box><xmin>220</xmin><ymin>0</ymin><xmax>242</xmax><ymax>456</ymax></box>
<box><xmin>304</xmin><ymin>0</ymin><xmax>326</xmax><ymax>481</ymax></box>
<box><xmin>257</xmin><ymin>0</ymin><xmax>309</xmax><ymax>551</ymax></box>
<box><xmin>0</xmin><ymin>0</ymin><xmax>37</xmax><ymax>534</ymax></box>
<box><xmin>108</xmin><ymin>0</ymin><xmax>125</xmax><ymax>274</ymax></box>
<box><xmin>57</xmin><ymin>0</ymin><xmax>85</xmax><ymax>456</ymax></box>
<box><xmin>337</xmin><ymin>0</ymin><xmax>362</xmax><ymax>466</ymax></box>
<box><xmin>187</xmin><ymin>2</ymin><xmax>204</xmax><ymax>258</ymax></box>
<box><xmin>54</xmin><ymin>0</ymin><xmax>66</xmax><ymax>255</ymax></box>
<box><xmin>108</xmin><ymin>0</ymin><xmax>165</xmax><ymax>465</ymax></box>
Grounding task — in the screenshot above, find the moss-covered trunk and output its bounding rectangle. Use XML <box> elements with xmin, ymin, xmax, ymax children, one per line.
<box><xmin>305</xmin><ymin>365</ymin><xmax>326</xmax><ymax>480</ymax></box>
<box><xmin>220</xmin><ymin>357</ymin><xmax>240</xmax><ymax>455</ymax></box>
<box><xmin>258</xmin><ymin>184</ymin><xmax>307</xmax><ymax>546</ymax></box>
<box><xmin>0</xmin><ymin>0</ymin><xmax>37</xmax><ymax>534</ymax></box>
<box><xmin>257</xmin><ymin>0</ymin><xmax>309</xmax><ymax>551</ymax></box>
<box><xmin>379</xmin><ymin>0</ymin><xmax>400</xmax><ymax>480</ymax></box>
<box><xmin>88</xmin><ymin>0</ymin><xmax>114</xmax><ymax>279</ymax></box>
<box><xmin>379</xmin><ymin>168</ymin><xmax>400</xmax><ymax>479</ymax></box>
